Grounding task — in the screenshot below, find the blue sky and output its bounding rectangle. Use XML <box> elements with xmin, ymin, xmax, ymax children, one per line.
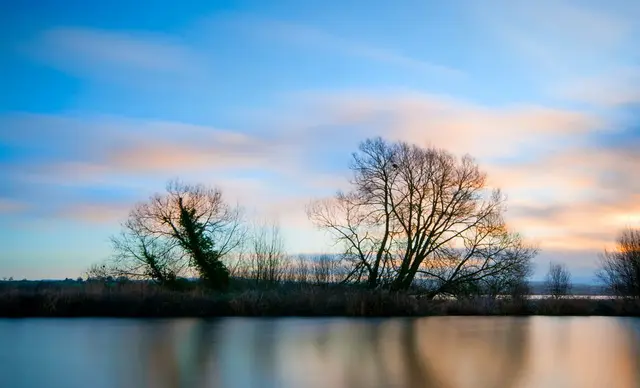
<box><xmin>1</xmin><ymin>0</ymin><xmax>639</xmax><ymax>281</ymax></box>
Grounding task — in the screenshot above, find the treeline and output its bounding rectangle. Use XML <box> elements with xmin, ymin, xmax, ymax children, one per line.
<box><xmin>88</xmin><ymin>252</ymin><xmax>349</xmax><ymax>290</ymax></box>
<box><xmin>83</xmin><ymin>137</ymin><xmax>639</xmax><ymax>301</ymax></box>
<box><xmin>84</xmin><ymin>137</ymin><xmax>535</xmax><ymax>300</ymax></box>
<box><xmin>2</xmin><ymin>281</ymin><xmax>640</xmax><ymax>317</ymax></box>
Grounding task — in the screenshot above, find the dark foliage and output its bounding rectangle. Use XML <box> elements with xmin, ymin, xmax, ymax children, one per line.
<box><xmin>0</xmin><ymin>280</ymin><xmax>637</xmax><ymax>318</ymax></box>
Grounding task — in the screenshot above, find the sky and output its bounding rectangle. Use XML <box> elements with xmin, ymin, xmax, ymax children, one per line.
<box><xmin>1</xmin><ymin>0</ymin><xmax>639</xmax><ymax>281</ymax></box>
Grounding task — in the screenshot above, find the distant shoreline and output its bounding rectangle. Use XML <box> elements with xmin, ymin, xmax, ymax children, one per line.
<box><xmin>0</xmin><ymin>280</ymin><xmax>637</xmax><ymax>318</ymax></box>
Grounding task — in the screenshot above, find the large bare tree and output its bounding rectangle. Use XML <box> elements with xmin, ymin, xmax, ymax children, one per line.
<box><xmin>308</xmin><ymin>137</ymin><xmax>537</xmax><ymax>296</ymax></box>
<box><xmin>104</xmin><ymin>180</ymin><xmax>245</xmax><ymax>289</ymax></box>
<box><xmin>597</xmin><ymin>228</ymin><xmax>640</xmax><ymax>298</ymax></box>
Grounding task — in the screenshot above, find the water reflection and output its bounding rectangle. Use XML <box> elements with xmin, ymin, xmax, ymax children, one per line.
<box><xmin>1</xmin><ymin>317</ymin><xmax>639</xmax><ymax>388</ymax></box>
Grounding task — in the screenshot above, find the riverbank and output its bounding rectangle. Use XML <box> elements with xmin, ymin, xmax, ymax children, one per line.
<box><xmin>1</xmin><ymin>281</ymin><xmax>638</xmax><ymax>317</ymax></box>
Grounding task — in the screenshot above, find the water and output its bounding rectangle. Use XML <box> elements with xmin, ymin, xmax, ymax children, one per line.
<box><xmin>1</xmin><ymin>317</ymin><xmax>639</xmax><ymax>388</ymax></box>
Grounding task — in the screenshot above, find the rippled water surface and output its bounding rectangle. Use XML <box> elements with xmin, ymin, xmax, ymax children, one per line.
<box><xmin>1</xmin><ymin>317</ymin><xmax>640</xmax><ymax>388</ymax></box>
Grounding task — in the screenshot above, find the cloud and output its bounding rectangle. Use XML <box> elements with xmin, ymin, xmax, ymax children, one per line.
<box><xmin>222</xmin><ymin>15</ymin><xmax>463</xmax><ymax>78</ymax></box>
<box><xmin>471</xmin><ymin>0</ymin><xmax>636</xmax><ymax>73</ymax></box>
<box><xmin>1</xmin><ymin>90</ymin><xmax>634</xmax><ymax>271</ymax></box>
<box><xmin>275</xmin><ymin>90</ymin><xmax>639</xmax><ymax>260</ymax></box>
<box><xmin>0</xmin><ymin>113</ymin><xmax>335</xmax><ymax>236</ymax></box>
<box><xmin>0</xmin><ymin>198</ymin><xmax>28</xmax><ymax>214</ymax></box>
<box><xmin>508</xmin><ymin>199</ymin><xmax>640</xmax><ymax>251</ymax></box>
<box><xmin>295</xmin><ymin>91</ymin><xmax>604</xmax><ymax>159</ymax></box>
<box><xmin>0</xmin><ymin>114</ymin><xmax>299</xmax><ymax>181</ymax></box>
<box><xmin>41</xmin><ymin>27</ymin><xmax>198</xmax><ymax>72</ymax></box>
<box><xmin>0</xmin><ymin>91</ymin><xmax>608</xmax><ymax>205</ymax></box>
<box><xmin>58</xmin><ymin>202</ymin><xmax>132</xmax><ymax>224</ymax></box>
<box><xmin>26</xmin><ymin>27</ymin><xmax>207</xmax><ymax>83</ymax></box>
<box><xmin>494</xmin><ymin>142</ymin><xmax>640</xmax><ymax>251</ymax></box>
<box><xmin>242</xmin><ymin>90</ymin><xmax>634</xmax><ymax>258</ymax></box>
<box><xmin>551</xmin><ymin>67</ymin><xmax>640</xmax><ymax>106</ymax></box>
<box><xmin>51</xmin><ymin>174</ymin><xmax>326</xmax><ymax>255</ymax></box>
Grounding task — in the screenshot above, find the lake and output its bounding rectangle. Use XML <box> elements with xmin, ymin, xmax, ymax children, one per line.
<box><xmin>1</xmin><ymin>317</ymin><xmax>639</xmax><ymax>388</ymax></box>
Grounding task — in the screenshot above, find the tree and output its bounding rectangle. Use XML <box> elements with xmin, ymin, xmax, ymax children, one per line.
<box><xmin>294</xmin><ymin>255</ymin><xmax>310</xmax><ymax>283</ymax></box>
<box><xmin>442</xmin><ymin>256</ymin><xmax>532</xmax><ymax>300</ymax></box>
<box><xmin>307</xmin><ymin>137</ymin><xmax>537</xmax><ymax>296</ymax></box>
<box><xmin>597</xmin><ymin>228</ymin><xmax>640</xmax><ymax>298</ymax></box>
<box><xmin>108</xmin><ymin>217</ymin><xmax>183</xmax><ymax>286</ymax></box>
<box><xmin>545</xmin><ymin>262</ymin><xmax>572</xmax><ymax>299</ymax></box>
<box><xmin>249</xmin><ymin>221</ymin><xmax>290</xmax><ymax>287</ymax></box>
<box><xmin>102</xmin><ymin>180</ymin><xmax>245</xmax><ymax>290</ymax></box>
<box><xmin>313</xmin><ymin>254</ymin><xmax>337</xmax><ymax>285</ymax></box>
<box><xmin>85</xmin><ymin>263</ymin><xmax>113</xmax><ymax>281</ymax></box>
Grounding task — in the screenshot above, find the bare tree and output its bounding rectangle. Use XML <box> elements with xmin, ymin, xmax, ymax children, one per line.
<box><xmin>97</xmin><ymin>179</ymin><xmax>245</xmax><ymax>290</ymax></box>
<box><xmin>597</xmin><ymin>228</ymin><xmax>640</xmax><ymax>298</ymax></box>
<box><xmin>313</xmin><ymin>254</ymin><xmax>337</xmax><ymax>285</ymax></box>
<box><xmin>108</xmin><ymin>216</ymin><xmax>185</xmax><ymax>285</ymax></box>
<box><xmin>249</xmin><ymin>221</ymin><xmax>290</xmax><ymax>287</ymax></box>
<box><xmin>479</xmin><ymin>258</ymin><xmax>533</xmax><ymax>300</ymax></box>
<box><xmin>308</xmin><ymin>137</ymin><xmax>537</xmax><ymax>296</ymax></box>
<box><xmin>85</xmin><ymin>262</ymin><xmax>114</xmax><ymax>281</ymax></box>
<box><xmin>287</xmin><ymin>254</ymin><xmax>310</xmax><ymax>283</ymax></box>
<box><xmin>545</xmin><ymin>262</ymin><xmax>572</xmax><ymax>299</ymax></box>
<box><xmin>225</xmin><ymin>249</ymin><xmax>250</xmax><ymax>279</ymax></box>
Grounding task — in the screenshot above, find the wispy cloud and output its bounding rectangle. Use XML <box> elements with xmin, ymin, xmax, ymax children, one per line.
<box><xmin>0</xmin><ymin>114</ymin><xmax>297</xmax><ymax>179</ymax></box>
<box><xmin>469</xmin><ymin>0</ymin><xmax>638</xmax><ymax>84</ymax></box>
<box><xmin>1</xmin><ymin>89</ymin><xmax>634</xmax><ymax>274</ymax></box>
<box><xmin>489</xmin><ymin>140</ymin><xmax>640</xmax><ymax>250</ymax></box>
<box><xmin>26</xmin><ymin>27</ymin><xmax>207</xmax><ymax>83</ymax></box>
<box><xmin>0</xmin><ymin>198</ymin><xmax>28</xmax><ymax>214</ymax></box>
<box><xmin>267</xmin><ymin>90</ymin><xmax>638</xmax><ymax>258</ymax></box>
<box><xmin>551</xmin><ymin>67</ymin><xmax>640</xmax><ymax>107</ymax></box>
<box><xmin>57</xmin><ymin>202</ymin><xmax>132</xmax><ymax>224</ymax></box>
<box><xmin>294</xmin><ymin>90</ymin><xmax>604</xmax><ymax>159</ymax></box>
<box><xmin>0</xmin><ymin>113</ymin><xmax>331</xmax><ymax>232</ymax></box>
<box><xmin>223</xmin><ymin>15</ymin><xmax>464</xmax><ymax>78</ymax></box>
<box><xmin>508</xmin><ymin>196</ymin><xmax>640</xmax><ymax>251</ymax></box>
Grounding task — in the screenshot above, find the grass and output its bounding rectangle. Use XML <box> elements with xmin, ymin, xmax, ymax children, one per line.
<box><xmin>1</xmin><ymin>280</ymin><xmax>639</xmax><ymax>317</ymax></box>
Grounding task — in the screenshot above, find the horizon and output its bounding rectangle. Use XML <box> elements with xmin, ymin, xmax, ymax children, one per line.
<box><xmin>2</xmin><ymin>0</ymin><xmax>639</xmax><ymax>281</ymax></box>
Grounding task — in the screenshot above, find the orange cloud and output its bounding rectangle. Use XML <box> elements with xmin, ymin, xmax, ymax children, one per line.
<box><xmin>2</xmin><ymin>96</ymin><xmax>632</xmax><ymax>261</ymax></box>
<box><xmin>59</xmin><ymin>202</ymin><xmax>132</xmax><ymax>224</ymax></box>
<box><xmin>301</xmin><ymin>92</ymin><xmax>603</xmax><ymax>158</ymax></box>
<box><xmin>107</xmin><ymin>142</ymin><xmax>274</xmax><ymax>173</ymax></box>
<box><xmin>506</xmin><ymin>191</ymin><xmax>640</xmax><ymax>252</ymax></box>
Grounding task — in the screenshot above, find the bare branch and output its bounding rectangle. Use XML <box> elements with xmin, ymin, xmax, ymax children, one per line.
<box><xmin>307</xmin><ymin>137</ymin><xmax>537</xmax><ymax>296</ymax></box>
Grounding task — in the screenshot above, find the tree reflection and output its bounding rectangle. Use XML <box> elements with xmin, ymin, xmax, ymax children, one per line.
<box><xmin>410</xmin><ymin>317</ymin><xmax>530</xmax><ymax>388</ymax></box>
<box><xmin>122</xmin><ymin>317</ymin><xmax>640</xmax><ymax>388</ymax></box>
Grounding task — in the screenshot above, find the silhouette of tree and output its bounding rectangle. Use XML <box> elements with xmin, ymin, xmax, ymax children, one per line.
<box><xmin>477</xmin><ymin>260</ymin><xmax>533</xmax><ymax>300</ymax></box>
<box><xmin>597</xmin><ymin>228</ymin><xmax>640</xmax><ymax>298</ymax></box>
<box><xmin>85</xmin><ymin>263</ymin><xmax>113</xmax><ymax>281</ymax></box>
<box><xmin>291</xmin><ymin>255</ymin><xmax>310</xmax><ymax>283</ymax></box>
<box><xmin>101</xmin><ymin>179</ymin><xmax>245</xmax><ymax>290</ymax></box>
<box><xmin>308</xmin><ymin>137</ymin><xmax>536</xmax><ymax>296</ymax></box>
<box><xmin>545</xmin><ymin>262</ymin><xmax>572</xmax><ymax>299</ymax></box>
<box><xmin>249</xmin><ymin>220</ymin><xmax>290</xmax><ymax>287</ymax></box>
<box><xmin>313</xmin><ymin>254</ymin><xmax>337</xmax><ymax>286</ymax></box>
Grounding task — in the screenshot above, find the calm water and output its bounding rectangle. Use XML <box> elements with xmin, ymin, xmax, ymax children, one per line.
<box><xmin>1</xmin><ymin>317</ymin><xmax>640</xmax><ymax>388</ymax></box>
